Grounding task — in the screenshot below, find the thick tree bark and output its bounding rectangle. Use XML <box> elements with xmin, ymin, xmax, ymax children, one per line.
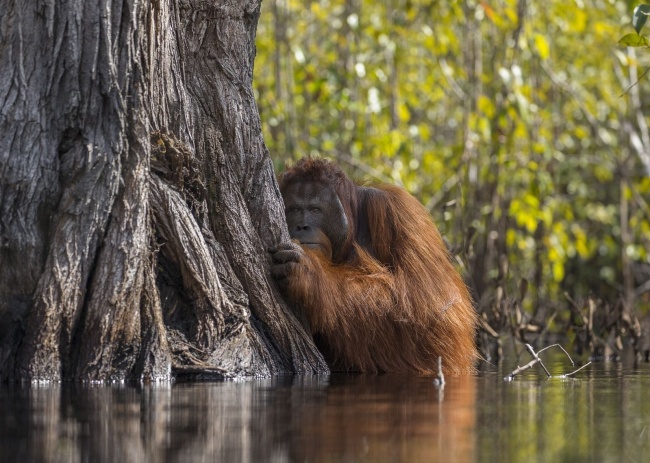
<box><xmin>0</xmin><ymin>0</ymin><xmax>327</xmax><ymax>382</ymax></box>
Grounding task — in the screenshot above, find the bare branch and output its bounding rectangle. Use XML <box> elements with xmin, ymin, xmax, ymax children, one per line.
<box><xmin>620</xmin><ymin>65</ymin><xmax>650</xmax><ymax>97</ymax></box>
<box><xmin>537</xmin><ymin>343</ymin><xmax>574</xmax><ymax>366</ymax></box>
<box><xmin>525</xmin><ymin>343</ymin><xmax>551</xmax><ymax>377</ymax></box>
<box><xmin>561</xmin><ymin>362</ymin><xmax>592</xmax><ymax>378</ymax></box>
<box><xmin>503</xmin><ymin>357</ymin><xmax>542</xmax><ymax>381</ymax></box>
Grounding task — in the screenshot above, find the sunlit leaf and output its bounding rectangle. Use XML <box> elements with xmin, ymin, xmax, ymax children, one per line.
<box><xmin>569</xmin><ymin>8</ymin><xmax>587</xmax><ymax>33</ymax></box>
<box><xmin>618</xmin><ymin>33</ymin><xmax>650</xmax><ymax>47</ymax></box>
<box><xmin>534</xmin><ymin>34</ymin><xmax>550</xmax><ymax>60</ymax></box>
<box><xmin>632</xmin><ymin>4</ymin><xmax>650</xmax><ymax>34</ymax></box>
<box><xmin>477</xmin><ymin>95</ymin><xmax>495</xmax><ymax>118</ymax></box>
<box><xmin>398</xmin><ymin>103</ymin><xmax>411</xmax><ymax>122</ymax></box>
<box><xmin>480</xmin><ymin>1</ymin><xmax>496</xmax><ymax>21</ymax></box>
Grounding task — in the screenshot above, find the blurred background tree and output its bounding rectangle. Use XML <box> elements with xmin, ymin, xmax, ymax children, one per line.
<box><xmin>254</xmin><ymin>0</ymin><xmax>650</xmax><ymax>358</ymax></box>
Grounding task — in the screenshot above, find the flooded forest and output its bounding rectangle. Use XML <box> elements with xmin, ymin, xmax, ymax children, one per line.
<box><xmin>254</xmin><ymin>0</ymin><xmax>650</xmax><ymax>362</ymax></box>
<box><xmin>2</xmin><ymin>1</ymin><xmax>650</xmax><ymax>462</ymax></box>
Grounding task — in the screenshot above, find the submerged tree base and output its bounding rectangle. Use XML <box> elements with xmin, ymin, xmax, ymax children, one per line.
<box><xmin>0</xmin><ymin>0</ymin><xmax>327</xmax><ymax>383</ymax></box>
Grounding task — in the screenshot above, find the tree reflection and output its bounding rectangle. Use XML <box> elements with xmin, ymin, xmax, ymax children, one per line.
<box><xmin>0</xmin><ymin>375</ymin><xmax>476</xmax><ymax>463</ymax></box>
<box><xmin>476</xmin><ymin>362</ymin><xmax>650</xmax><ymax>463</ymax></box>
<box><xmin>4</xmin><ymin>366</ymin><xmax>650</xmax><ymax>463</ymax></box>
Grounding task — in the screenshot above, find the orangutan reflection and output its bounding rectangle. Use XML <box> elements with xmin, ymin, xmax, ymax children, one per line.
<box><xmin>288</xmin><ymin>374</ymin><xmax>476</xmax><ymax>463</ymax></box>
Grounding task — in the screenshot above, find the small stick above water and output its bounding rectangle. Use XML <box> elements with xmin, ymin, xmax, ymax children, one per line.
<box><xmin>433</xmin><ymin>357</ymin><xmax>445</xmax><ymax>388</ymax></box>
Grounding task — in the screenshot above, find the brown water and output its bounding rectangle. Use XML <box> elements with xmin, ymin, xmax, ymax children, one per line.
<box><xmin>1</xmin><ymin>360</ymin><xmax>649</xmax><ymax>463</ymax></box>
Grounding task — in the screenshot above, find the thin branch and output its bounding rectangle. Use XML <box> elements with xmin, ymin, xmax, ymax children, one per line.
<box><xmin>503</xmin><ymin>357</ymin><xmax>542</xmax><ymax>381</ymax></box>
<box><xmin>425</xmin><ymin>174</ymin><xmax>459</xmax><ymax>211</ymax></box>
<box><xmin>537</xmin><ymin>343</ymin><xmax>574</xmax><ymax>366</ymax></box>
<box><xmin>561</xmin><ymin>362</ymin><xmax>592</xmax><ymax>378</ymax></box>
<box><xmin>620</xmin><ymin>65</ymin><xmax>650</xmax><ymax>97</ymax></box>
<box><xmin>526</xmin><ymin>343</ymin><xmax>551</xmax><ymax>377</ymax></box>
<box><xmin>438</xmin><ymin>58</ymin><xmax>467</xmax><ymax>102</ymax></box>
<box><xmin>333</xmin><ymin>149</ymin><xmax>394</xmax><ymax>184</ymax></box>
<box><xmin>635</xmin><ymin>279</ymin><xmax>650</xmax><ymax>298</ymax></box>
<box><xmin>478</xmin><ymin>316</ymin><xmax>500</xmax><ymax>338</ymax></box>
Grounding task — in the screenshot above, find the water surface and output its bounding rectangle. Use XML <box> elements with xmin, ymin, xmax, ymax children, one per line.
<box><xmin>1</xmin><ymin>359</ymin><xmax>649</xmax><ymax>462</ymax></box>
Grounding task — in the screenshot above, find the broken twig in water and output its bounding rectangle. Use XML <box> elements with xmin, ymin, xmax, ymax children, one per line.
<box><xmin>525</xmin><ymin>343</ymin><xmax>551</xmax><ymax>377</ymax></box>
<box><xmin>504</xmin><ymin>343</ymin><xmax>591</xmax><ymax>381</ymax></box>
<box><xmin>560</xmin><ymin>362</ymin><xmax>592</xmax><ymax>378</ymax></box>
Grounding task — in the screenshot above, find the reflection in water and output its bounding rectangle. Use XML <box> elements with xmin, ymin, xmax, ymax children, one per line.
<box><xmin>1</xmin><ymin>364</ymin><xmax>650</xmax><ymax>462</ymax></box>
<box><xmin>477</xmin><ymin>361</ymin><xmax>650</xmax><ymax>463</ymax></box>
<box><xmin>0</xmin><ymin>375</ymin><xmax>475</xmax><ymax>463</ymax></box>
<box><xmin>282</xmin><ymin>375</ymin><xmax>475</xmax><ymax>462</ymax></box>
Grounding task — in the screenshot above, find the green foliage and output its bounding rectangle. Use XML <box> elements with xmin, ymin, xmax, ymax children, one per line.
<box><xmin>618</xmin><ymin>4</ymin><xmax>650</xmax><ymax>46</ymax></box>
<box><xmin>619</xmin><ymin>33</ymin><xmax>649</xmax><ymax>46</ymax></box>
<box><xmin>254</xmin><ymin>0</ymin><xmax>650</xmax><ymax>318</ymax></box>
<box><xmin>633</xmin><ymin>4</ymin><xmax>650</xmax><ymax>34</ymax></box>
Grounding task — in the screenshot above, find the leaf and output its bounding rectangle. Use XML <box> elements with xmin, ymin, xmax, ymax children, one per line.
<box><xmin>633</xmin><ymin>4</ymin><xmax>650</xmax><ymax>34</ymax></box>
<box><xmin>480</xmin><ymin>1</ymin><xmax>496</xmax><ymax>22</ymax></box>
<box><xmin>552</xmin><ymin>261</ymin><xmax>565</xmax><ymax>283</ymax></box>
<box><xmin>534</xmin><ymin>34</ymin><xmax>550</xmax><ymax>60</ymax></box>
<box><xmin>477</xmin><ymin>95</ymin><xmax>495</xmax><ymax>118</ymax></box>
<box><xmin>618</xmin><ymin>33</ymin><xmax>650</xmax><ymax>47</ymax></box>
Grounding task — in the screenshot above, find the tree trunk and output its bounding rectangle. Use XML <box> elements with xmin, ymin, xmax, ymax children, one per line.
<box><xmin>0</xmin><ymin>0</ymin><xmax>327</xmax><ymax>382</ymax></box>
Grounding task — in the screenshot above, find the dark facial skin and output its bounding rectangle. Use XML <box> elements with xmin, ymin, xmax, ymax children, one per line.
<box><xmin>281</xmin><ymin>181</ymin><xmax>349</xmax><ymax>260</ymax></box>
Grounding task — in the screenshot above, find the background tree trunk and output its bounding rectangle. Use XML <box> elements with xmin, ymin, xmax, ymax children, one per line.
<box><xmin>0</xmin><ymin>0</ymin><xmax>327</xmax><ymax>382</ymax></box>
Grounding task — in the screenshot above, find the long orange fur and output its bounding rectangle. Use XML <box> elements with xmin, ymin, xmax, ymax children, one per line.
<box><xmin>279</xmin><ymin>159</ymin><xmax>477</xmax><ymax>375</ymax></box>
